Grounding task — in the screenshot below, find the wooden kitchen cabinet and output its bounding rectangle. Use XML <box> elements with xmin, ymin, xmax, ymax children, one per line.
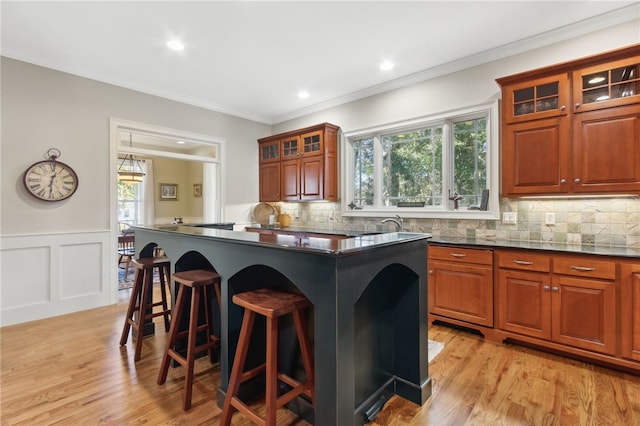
<box><xmin>428</xmin><ymin>244</ymin><xmax>494</xmax><ymax>328</ymax></box>
<box><xmin>497</xmin><ymin>44</ymin><xmax>640</xmax><ymax>197</ymax></box>
<box><xmin>258</xmin><ymin>123</ymin><xmax>339</xmax><ymax>202</ymax></box>
<box><xmin>572</xmin><ymin>104</ymin><xmax>640</xmax><ymax>193</ymax></box>
<box><xmin>501</xmin><ymin>117</ymin><xmax>570</xmax><ymax>195</ymax></box>
<box><xmin>621</xmin><ymin>262</ymin><xmax>640</xmax><ymax>362</ymax></box>
<box><xmin>502</xmin><ymin>73</ymin><xmax>570</xmax><ymax>123</ymax></box>
<box><xmin>497</xmin><ymin>249</ymin><xmax>617</xmax><ymax>356</ymax></box>
<box><xmin>497</xmin><ymin>250</ymin><xmax>551</xmax><ymax>339</ymax></box>
<box><xmin>572</xmin><ymin>54</ymin><xmax>640</xmax><ymax>113</ymax></box>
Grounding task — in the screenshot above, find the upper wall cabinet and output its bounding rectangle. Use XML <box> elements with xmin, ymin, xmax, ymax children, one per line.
<box><xmin>497</xmin><ymin>45</ymin><xmax>640</xmax><ymax>197</ymax></box>
<box><xmin>258</xmin><ymin>123</ymin><xmax>340</xmax><ymax>202</ymax></box>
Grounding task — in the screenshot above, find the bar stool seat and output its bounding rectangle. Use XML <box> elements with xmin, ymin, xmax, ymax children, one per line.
<box><xmin>157</xmin><ymin>268</ymin><xmax>221</xmax><ymax>410</ymax></box>
<box><xmin>119</xmin><ymin>256</ymin><xmax>171</xmax><ymax>361</ymax></box>
<box><xmin>220</xmin><ymin>288</ymin><xmax>314</xmax><ymax>426</ymax></box>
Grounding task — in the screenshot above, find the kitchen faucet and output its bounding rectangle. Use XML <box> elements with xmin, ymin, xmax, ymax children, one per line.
<box><xmin>381</xmin><ymin>215</ymin><xmax>404</xmax><ymax>231</ymax></box>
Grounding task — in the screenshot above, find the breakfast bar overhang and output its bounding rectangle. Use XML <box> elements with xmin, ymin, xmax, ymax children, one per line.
<box><xmin>133</xmin><ymin>225</ymin><xmax>432</xmax><ymax>425</ymax></box>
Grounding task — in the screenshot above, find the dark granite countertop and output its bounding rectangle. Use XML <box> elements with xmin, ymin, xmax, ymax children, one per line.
<box><xmin>243</xmin><ymin>225</ymin><xmax>380</xmax><ymax>237</ymax></box>
<box><xmin>429</xmin><ymin>237</ymin><xmax>640</xmax><ymax>258</ymax></box>
<box><xmin>136</xmin><ymin>225</ymin><xmax>430</xmax><ymax>256</ymax></box>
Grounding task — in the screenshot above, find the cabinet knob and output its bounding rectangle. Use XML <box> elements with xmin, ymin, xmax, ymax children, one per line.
<box><xmin>575</xmin><ymin>103</ymin><xmax>581</xmax><ymax>108</ymax></box>
<box><xmin>560</xmin><ymin>105</ymin><xmax>566</xmax><ymax>111</ymax></box>
<box><xmin>428</xmin><ymin>270</ymin><xmax>433</xmax><ymax>274</ymax></box>
<box><xmin>574</xmin><ymin>178</ymin><xmax>581</xmax><ymax>184</ymax></box>
<box><xmin>560</xmin><ymin>178</ymin><xmax>566</xmax><ymax>184</ymax></box>
<box><xmin>552</xmin><ymin>287</ymin><xmax>559</xmax><ymax>292</ymax></box>
<box><xmin>543</xmin><ymin>285</ymin><xmax>550</xmax><ymax>291</ymax></box>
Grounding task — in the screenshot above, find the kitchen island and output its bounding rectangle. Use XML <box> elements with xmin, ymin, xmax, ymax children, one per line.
<box><xmin>132</xmin><ymin>225</ymin><xmax>432</xmax><ymax>425</ymax></box>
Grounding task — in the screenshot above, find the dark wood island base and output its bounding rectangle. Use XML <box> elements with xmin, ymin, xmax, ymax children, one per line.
<box><xmin>133</xmin><ymin>225</ymin><xmax>432</xmax><ymax>425</ymax></box>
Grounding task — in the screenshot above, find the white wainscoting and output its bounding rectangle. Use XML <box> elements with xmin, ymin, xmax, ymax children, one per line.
<box><xmin>0</xmin><ymin>230</ymin><xmax>114</xmax><ymax>327</ymax></box>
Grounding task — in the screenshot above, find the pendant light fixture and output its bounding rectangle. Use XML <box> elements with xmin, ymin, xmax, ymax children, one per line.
<box><xmin>118</xmin><ymin>133</ymin><xmax>146</xmax><ymax>183</ymax></box>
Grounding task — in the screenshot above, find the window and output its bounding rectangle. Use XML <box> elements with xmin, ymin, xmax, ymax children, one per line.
<box><xmin>118</xmin><ymin>179</ymin><xmax>144</xmax><ymax>227</ymax></box>
<box><xmin>343</xmin><ymin>102</ymin><xmax>499</xmax><ymax>219</ymax></box>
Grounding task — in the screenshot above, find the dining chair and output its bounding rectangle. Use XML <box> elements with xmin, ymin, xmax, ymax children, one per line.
<box><xmin>118</xmin><ymin>232</ymin><xmax>136</xmax><ymax>280</ymax></box>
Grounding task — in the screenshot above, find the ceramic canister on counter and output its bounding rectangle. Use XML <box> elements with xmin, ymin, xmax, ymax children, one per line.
<box><xmin>279</xmin><ymin>214</ymin><xmax>291</xmax><ymax>227</ymax></box>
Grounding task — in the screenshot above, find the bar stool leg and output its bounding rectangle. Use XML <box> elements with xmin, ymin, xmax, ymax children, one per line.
<box><xmin>220</xmin><ymin>309</ymin><xmax>257</xmax><ymax>426</ymax></box>
<box><xmin>183</xmin><ymin>286</ymin><xmax>201</xmax><ymax>410</ymax></box>
<box><xmin>159</xmin><ymin>264</ymin><xmax>171</xmax><ymax>332</ymax></box>
<box><xmin>293</xmin><ymin>309</ymin><xmax>315</xmax><ymax>403</ymax></box>
<box><xmin>265</xmin><ymin>315</ymin><xmax>279</xmax><ymax>425</ymax></box>
<box><xmin>157</xmin><ymin>284</ymin><xmax>188</xmax><ymax>385</ymax></box>
<box><xmin>134</xmin><ymin>269</ymin><xmax>153</xmax><ymax>362</ymax></box>
<box><xmin>119</xmin><ymin>268</ymin><xmax>143</xmax><ymax>346</ymax></box>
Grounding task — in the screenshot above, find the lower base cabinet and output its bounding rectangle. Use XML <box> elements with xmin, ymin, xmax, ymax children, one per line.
<box><xmin>497</xmin><ymin>249</ymin><xmax>617</xmax><ymax>356</ymax></box>
<box><xmin>428</xmin><ymin>245</ymin><xmax>493</xmax><ymax>327</ymax></box>
<box><xmin>621</xmin><ymin>262</ymin><xmax>640</xmax><ymax>362</ymax></box>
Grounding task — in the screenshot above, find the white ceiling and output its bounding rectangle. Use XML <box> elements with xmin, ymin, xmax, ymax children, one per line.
<box><xmin>2</xmin><ymin>1</ymin><xmax>638</xmax><ymax>125</ymax></box>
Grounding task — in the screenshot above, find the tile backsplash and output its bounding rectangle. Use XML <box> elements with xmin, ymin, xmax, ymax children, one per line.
<box><xmin>276</xmin><ymin>197</ymin><xmax>640</xmax><ymax>249</ymax></box>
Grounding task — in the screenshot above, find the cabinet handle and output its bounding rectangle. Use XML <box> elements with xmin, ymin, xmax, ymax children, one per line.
<box><xmin>574</xmin><ymin>178</ymin><xmax>581</xmax><ymax>184</ymax></box>
<box><xmin>575</xmin><ymin>103</ymin><xmax>581</xmax><ymax>108</ymax></box>
<box><xmin>450</xmin><ymin>253</ymin><xmax>466</xmax><ymax>258</ymax></box>
<box><xmin>571</xmin><ymin>265</ymin><xmax>595</xmax><ymax>272</ymax></box>
<box><xmin>560</xmin><ymin>178</ymin><xmax>566</xmax><ymax>184</ymax></box>
<box><xmin>543</xmin><ymin>285</ymin><xmax>550</xmax><ymax>291</ymax></box>
<box><xmin>552</xmin><ymin>287</ymin><xmax>559</xmax><ymax>292</ymax></box>
<box><xmin>513</xmin><ymin>260</ymin><xmax>533</xmax><ymax>265</ymax></box>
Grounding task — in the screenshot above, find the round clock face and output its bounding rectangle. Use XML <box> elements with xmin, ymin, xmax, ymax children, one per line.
<box><xmin>23</xmin><ymin>160</ymin><xmax>79</xmax><ymax>201</ymax></box>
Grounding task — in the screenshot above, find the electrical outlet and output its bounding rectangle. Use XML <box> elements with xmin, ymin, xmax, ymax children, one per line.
<box><xmin>544</xmin><ymin>212</ymin><xmax>556</xmax><ymax>226</ymax></box>
<box><xmin>502</xmin><ymin>212</ymin><xmax>517</xmax><ymax>224</ymax></box>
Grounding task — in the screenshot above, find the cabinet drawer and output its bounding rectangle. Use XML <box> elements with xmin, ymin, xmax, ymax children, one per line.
<box><xmin>428</xmin><ymin>245</ymin><xmax>493</xmax><ymax>265</ymax></box>
<box><xmin>553</xmin><ymin>255</ymin><xmax>615</xmax><ymax>280</ymax></box>
<box><xmin>496</xmin><ymin>250</ymin><xmax>550</xmax><ymax>272</ymax></box>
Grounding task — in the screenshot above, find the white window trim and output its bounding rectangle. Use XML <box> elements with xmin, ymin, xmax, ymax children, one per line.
<box><xmin>340</xmin><ymin>101</ymin><xmax>500</xmax><ymax>220</ymax></box>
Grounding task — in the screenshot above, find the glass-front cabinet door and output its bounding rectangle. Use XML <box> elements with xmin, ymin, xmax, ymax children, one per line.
<box><xmin>503</xmin><ymin>73</ymin><xmax>570</xmax><ymax>123</ymax></box>
<box><xmin>280</xmin><ymin>135</ymin><xmax>301</xmax><ymax>159</ymax></box>
<box><xmin>259</xmin><ymin>140</ymin><xmax>279</xmax><ymax>163</ymax></box>
<box><xmin>573</xmin><ymin>55</ymin><xmax>640</xmax><ymax>113</ymax></box>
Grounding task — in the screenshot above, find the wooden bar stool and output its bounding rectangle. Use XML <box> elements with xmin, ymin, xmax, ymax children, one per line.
<box><xmin>157</xmin><ymin>269</ymin><xmax>221</xmax><ymax>410</ymax></box>
<box><xmin>119</xmin><ymin>256</ymin><xmax>171</xmax><ymax>361</ymax></box>
<box><xmin>220</xmin><ymin>288</ymin><xmax>314</xmax><ymax>426</ymax></box>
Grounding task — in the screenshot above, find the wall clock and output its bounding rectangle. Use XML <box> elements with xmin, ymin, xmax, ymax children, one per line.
<box><xmin>23</xmin><ymin>148</ymin><xmax>79</xmax><ymax>201</ymax></box>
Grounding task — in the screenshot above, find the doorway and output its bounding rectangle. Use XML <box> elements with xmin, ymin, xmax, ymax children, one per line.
<box><xmin>110</xmin><ymin>118</ymin><xmax>225</xmax><ymax>299</ymax></box>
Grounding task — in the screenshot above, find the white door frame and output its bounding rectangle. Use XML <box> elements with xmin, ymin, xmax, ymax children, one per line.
<box><xmin>109</xmin><ymin>118</ymin><xmax>225</xmax><ymax>302</ymax></box>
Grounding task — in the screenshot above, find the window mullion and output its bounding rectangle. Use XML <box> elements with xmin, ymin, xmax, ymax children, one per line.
<box><xmin>373</xmin><ymin>136</ymin><xmax>384</xmax><ymax>208</ymax></box>
<box><xmin>442</xmin><ymin>121</ymin><xmax>452</xmax><ymax>211</ymax></box>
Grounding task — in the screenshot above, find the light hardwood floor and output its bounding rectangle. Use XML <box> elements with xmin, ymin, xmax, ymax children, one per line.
<box><xmin>1</xmin><ymin>288</ymin><xmax>639</xmax><ymax>425</ymax></box>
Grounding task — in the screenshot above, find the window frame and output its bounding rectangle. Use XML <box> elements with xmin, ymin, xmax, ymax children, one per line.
<box><xmin>341</xmin><ymin>101</ymin><xmax>500</xmax><ymax>220</ymax></box>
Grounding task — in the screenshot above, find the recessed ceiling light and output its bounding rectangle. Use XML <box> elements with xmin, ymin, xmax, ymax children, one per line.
<box><xmin>297</xmin><ymin>90</ymin><xmax>310</xmax><ymax>99</ymax></box>
<box><xmin>167</xmin><ymin>39</ymin><xmax>185</xmax><ymax>51</ymax></box>
<box><xmin>176</xmin><ymin>140</ymin><xmax>185</xmax><ymax>145</ymax></box>
<box><xmin>380</xmin><ymin>60</ymin><xmax>394</xmax><ymax>71</ymax></box>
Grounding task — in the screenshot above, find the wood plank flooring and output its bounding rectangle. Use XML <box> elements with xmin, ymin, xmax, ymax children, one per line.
<box><xmin>1</xmin><ymin>288</ymin><xmax>639</xmax><ymax>425</ymax></box>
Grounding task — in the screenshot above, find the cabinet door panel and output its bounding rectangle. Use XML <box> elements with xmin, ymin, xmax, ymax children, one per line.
<box><xmin>621</xmin><ymin>264</ymin><xmax>640</xmax><ymax>361</ymax></box>
<box><xmin>551</xmin><ymin>276</ymin><xmax>616</xmax><ymax>355</ymax></box>
<box><xmin>502</xmin><ymin>73</ymin><xmax>570</xmax><ymax>123</ymax></box>
<box><xmin>498</xmin><ymin>269</ymin><xmax>551</xmax><ymax>339</ymax></box>
<box><xmin>300</xmin><ymin>156</ymin><xmax>323</xmax><ymax>200</ymax></box>
<box><xmin>572</xmin><ymin>105</ymin><xmax>640</xmax><ymax>193</ymax></box>
<box><xmin>502</xmin><ymin>117</ymin><xmax>570</xmax><ymax>196</ymax></box>
<box><xmin>259</xmin><ymin>163</ymin><xmax>280</xmax><ymax>202</ymax></box>
<box><xmin>428</xmin><ymin>260</ymin><xmax>493</xmax><ymax>326</ymax></box>
<box><xmin>281</xmin><ymin>159</ymin><xmax>300</xmax><ymax>201</ymax></box>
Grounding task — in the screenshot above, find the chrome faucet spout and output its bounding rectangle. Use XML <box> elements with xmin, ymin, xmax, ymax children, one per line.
<box><xmin>381</xmin><ymin>215</ymin><xmax>404</xmax><ymax>231</ymax></box>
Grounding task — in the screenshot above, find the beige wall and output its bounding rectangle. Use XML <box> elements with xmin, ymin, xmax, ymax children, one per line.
<box><xmin>151</xmin><ymin>157</ymin><xmax>203</xmax><ymax>223</ymax></box>
<box><xmin>1</xmin><ymin>57</ymin><xmax>270</xmax><ymax>236</ymax></box>
<box><xmin>270</xmin><ymin>19</ymin><xmax>640</xmax><ymax>249</ymax></box>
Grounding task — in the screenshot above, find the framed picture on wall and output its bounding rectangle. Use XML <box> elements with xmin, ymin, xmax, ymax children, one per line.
<box><xmin>193</xmin><ymin>183</ymin><xmax>202</xmax><ymax>197</ymax></box>
<box><xmin>159</xmin><ymin>183</ymin><xmax>178</xmax><ymax>200</ymax></box>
